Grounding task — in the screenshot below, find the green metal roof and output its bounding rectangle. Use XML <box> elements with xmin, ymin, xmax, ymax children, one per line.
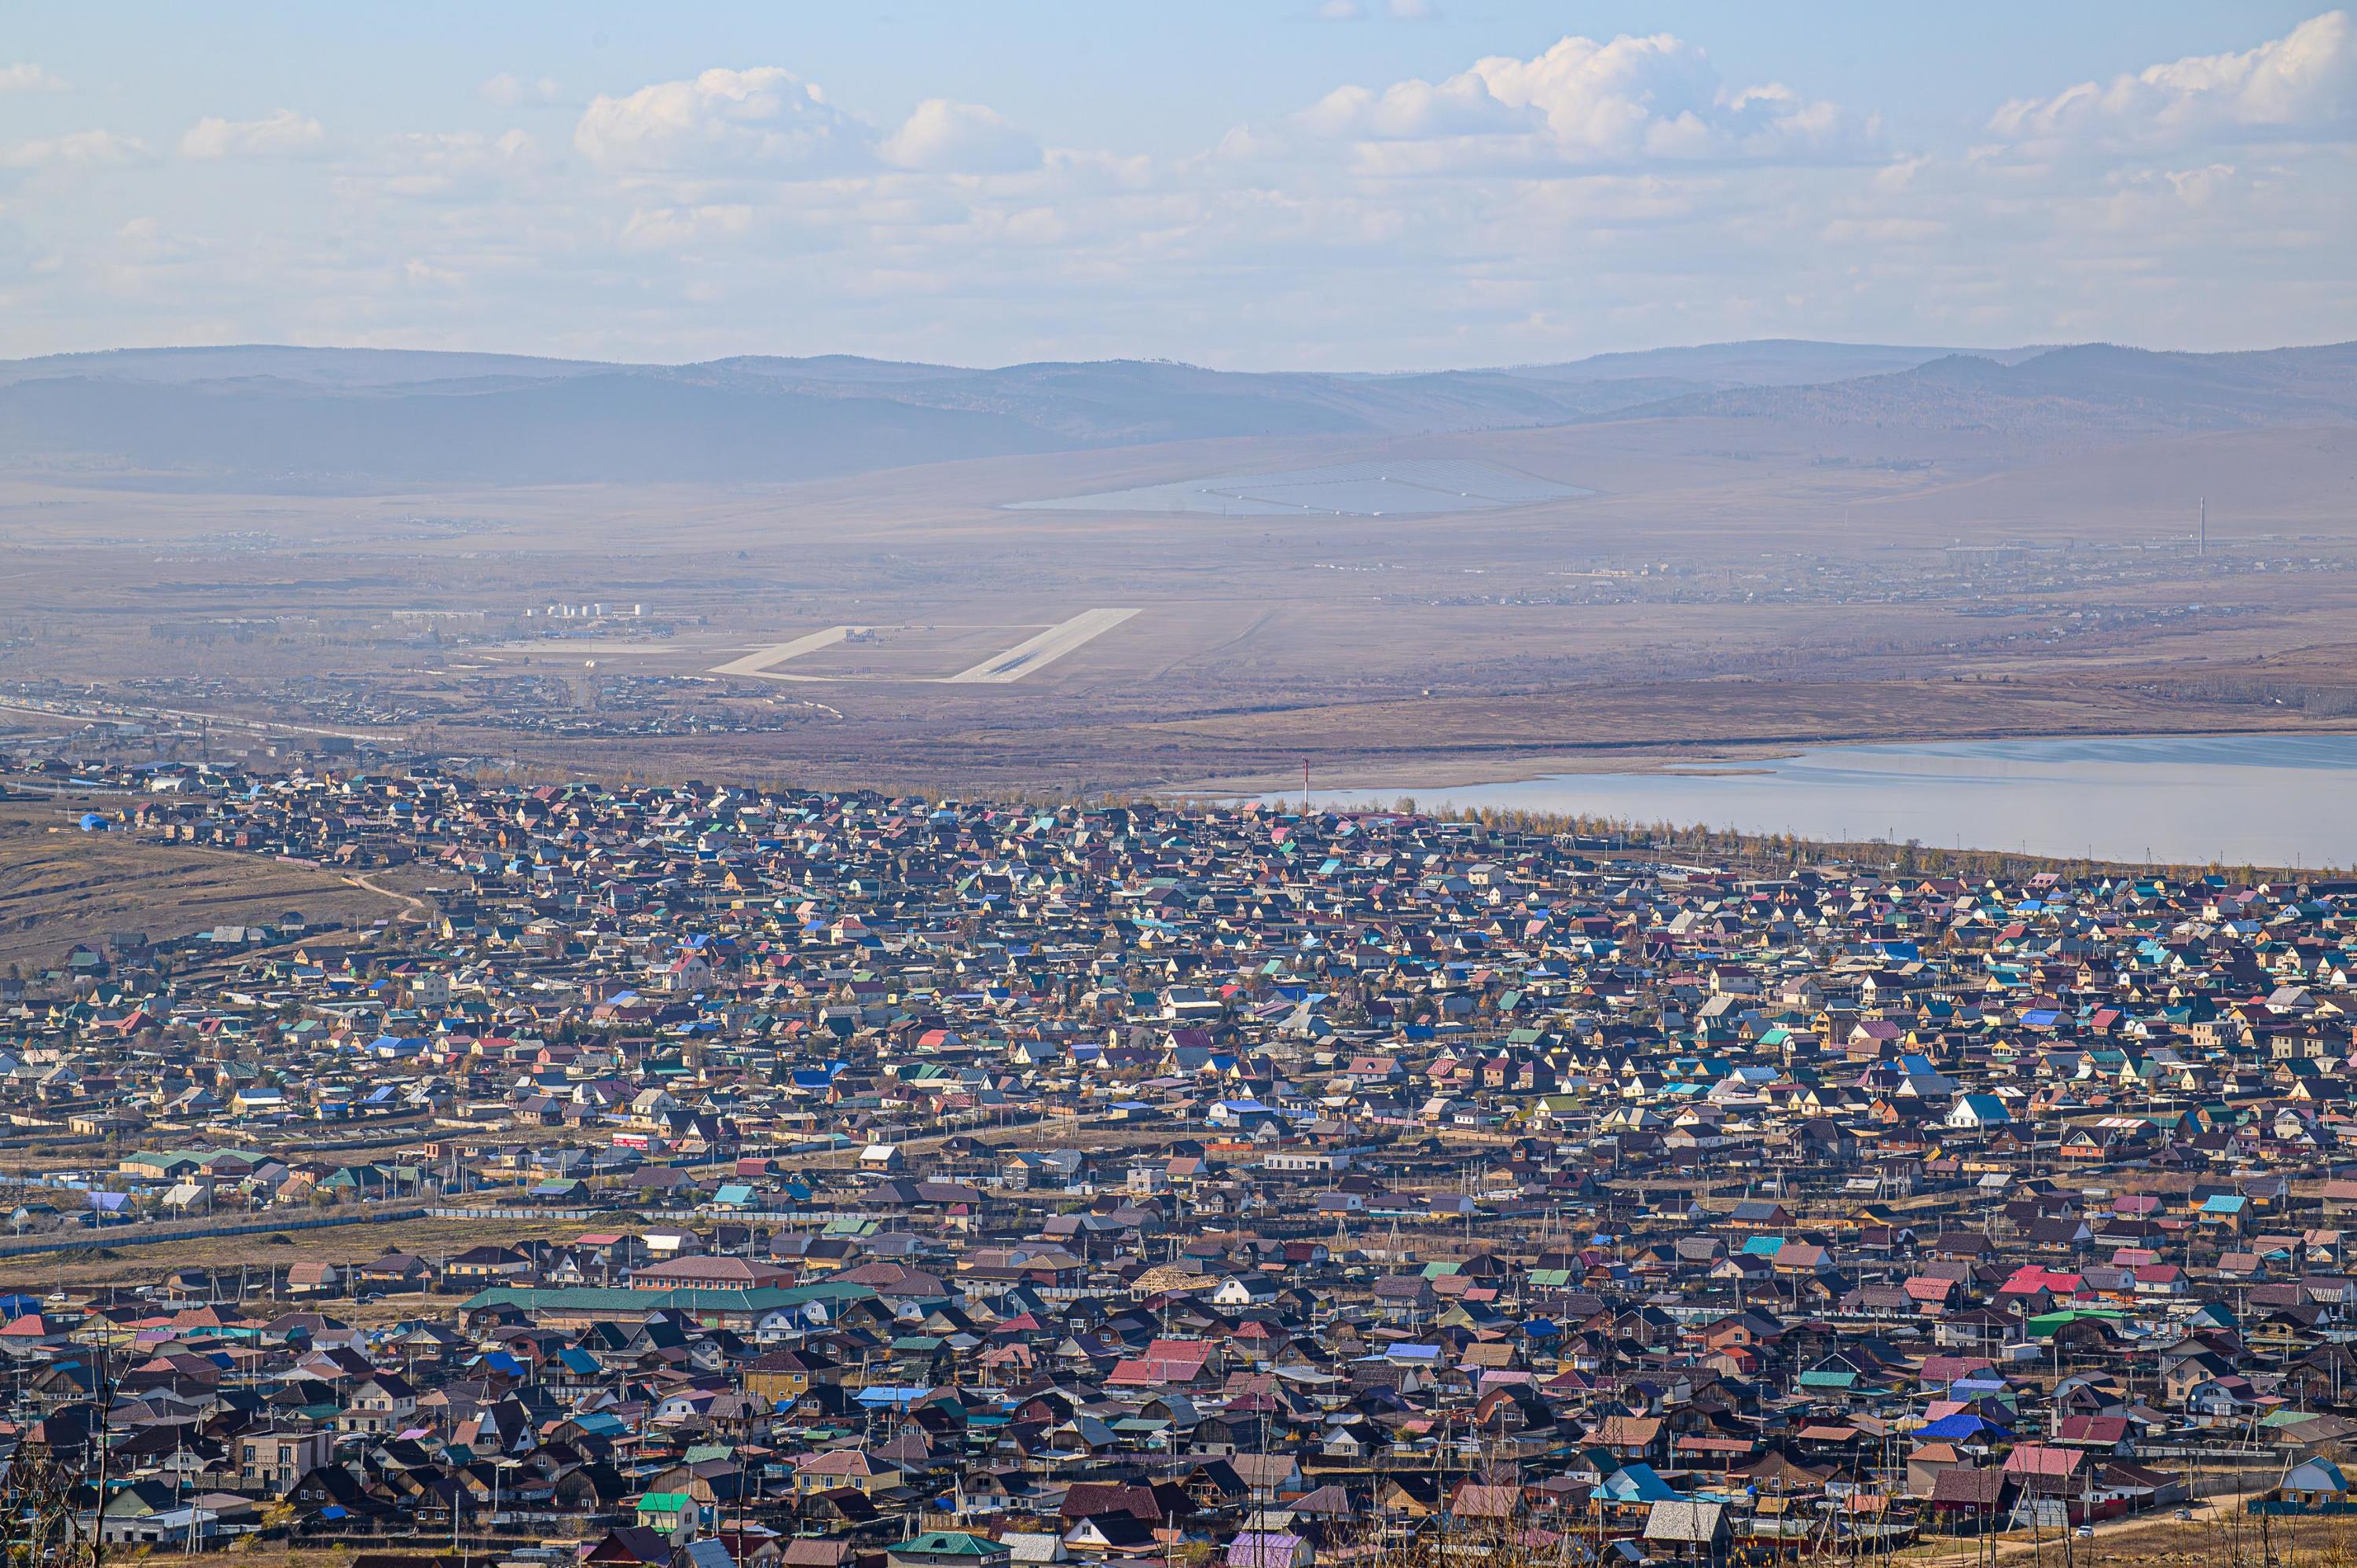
<box><xmin>896</xmin><ymin>1534</ymin><xmax>1005</xmax><ymax>1557</ymax></box>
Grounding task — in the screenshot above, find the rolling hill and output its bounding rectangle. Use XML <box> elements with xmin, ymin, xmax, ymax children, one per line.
<box><xmin>1619</xmin><ymin>342</ymin><xmax>2357</xmax><ymax>435</ymax></box>
<box><xmin>0</xmin><ymin>339</ymin><xmax>2347</xmax><ymax>486</ymax></box>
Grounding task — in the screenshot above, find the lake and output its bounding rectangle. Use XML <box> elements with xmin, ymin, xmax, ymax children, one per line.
<box><xmin>1298</xmin><ymin>734</ymin><xmax>2357</xmax><ymax>868</ymax></box>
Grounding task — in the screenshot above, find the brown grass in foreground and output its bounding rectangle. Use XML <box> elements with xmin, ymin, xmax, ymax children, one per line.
<box><xmin>0</xmin><ymin>797</ymin><xmax>413</xmax><ymax>972</ymax></box>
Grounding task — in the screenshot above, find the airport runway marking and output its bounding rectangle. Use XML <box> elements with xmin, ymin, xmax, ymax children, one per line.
<box><xmin>710</xmin><ymin>610</ymin><xmax>1141</xmax><ymax>683</ymax></box>
<box><xmin>941</xmin><ymin>607</ymin><xmax>1142</xmax><ymax>684</ymax></box>
<box><xmin>709</xmin><ymin>626</ymin><xmax>863</xmax><ymax>680</ymax></box>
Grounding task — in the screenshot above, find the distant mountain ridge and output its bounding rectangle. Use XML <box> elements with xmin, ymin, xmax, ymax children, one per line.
<box><xmin>0</xmin><ymin>339</ymin><xmax>2347</xmax><ymax>485</ymax></box>
<box><xmin>0</xmin><ymin>344</ymin><xmax>617</xmax><ymax>389</ymax></box>
<box><xmin>1500</xmin><ymin>338</ymin><xmax>2047</xmax><ymax>386</ymax></box>
<box><xmin>1617</xmin><ymin>341</ymin><xmax>2357</xmax><ymax>434</ymax></box>
<box><xmin>0</xmin><ymin>346</ymin><xmax>1710</xmax><ymax>482</ymax></box>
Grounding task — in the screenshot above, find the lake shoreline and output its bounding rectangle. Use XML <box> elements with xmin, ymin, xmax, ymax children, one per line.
<box><xmin>1178</xmin><ymin>723</ymin><xmax>2357</xmax><ymax>800</ymax></box>
<box><xmin>1186</xmin><ymin>731</ymin><xmax>2357</xmax><ymax>870</ymax></box>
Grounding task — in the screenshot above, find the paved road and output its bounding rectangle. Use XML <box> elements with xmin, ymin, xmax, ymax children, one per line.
<box><xmin>944</xmin><ymin>607</ymin><xmax>1140</xmax><ymax>683</ymax></box>
<box><xmin>709</xmin><ymin>625</ymin><xmax>859</xmax><ymax>680</ymax></box>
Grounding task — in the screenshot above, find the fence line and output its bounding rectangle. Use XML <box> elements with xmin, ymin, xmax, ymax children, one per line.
<box><xmin>0</xmin><ymin>1204</ymin><xmax>427</xmax><ymax>1259</ymax></box>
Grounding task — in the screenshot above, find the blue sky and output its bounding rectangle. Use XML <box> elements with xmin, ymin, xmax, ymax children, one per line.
<box><xmin>4</xmin><ymin>2</ymin><xmax>2352</xmax><ymax>368</ymax></box>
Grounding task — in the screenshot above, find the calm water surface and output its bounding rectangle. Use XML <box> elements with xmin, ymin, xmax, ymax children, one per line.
<box><xmin>1301</xmin><ymin>735</ymin><xmax>2357</xmax><ymax>867</ymax></box>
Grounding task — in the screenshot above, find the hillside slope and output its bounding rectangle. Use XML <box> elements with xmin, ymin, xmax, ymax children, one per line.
<box><xmin>1618</xmin><ymin>342</ymin><xmax>2357</xmax><ymax>434</ymax></box>
<box><xmin>0</xmin><ymin>339</ymin><xmax>2347</xmax><ymax>485</ymax></box>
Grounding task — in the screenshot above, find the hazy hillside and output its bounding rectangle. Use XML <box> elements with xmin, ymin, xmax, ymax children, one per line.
<box><xmin>0</xmin><ymin>372</ymin><xmax>1074</xmax><ymax>485</ymax></box>
<box><xmin>1506</xmin><ymin>339</ymin><xmax>2044</xmax><ymax>386</ymax></box>
<box><xmin>0</xmin><ymin>348</ymin><xmax>1695</xmax><ymax>484</ymax></box>
<box><xmin>0</xmin><ymin>344</ymin><xmax>615</xmax><ymax>389</ymax></box>
<box><xmin>0</xmin><ymin>339</ymin><xmax>2347</xmax><ymax>485</ymax></box>
<box><xmin>687</xmin><ymin>359</ymin><xmax>1689</xmax><ymax>442</ymax></box>
<box><xmin>1622</xmin><ymin>342</ymin><xmax>2357</xmax><ymax>434</ymax></box>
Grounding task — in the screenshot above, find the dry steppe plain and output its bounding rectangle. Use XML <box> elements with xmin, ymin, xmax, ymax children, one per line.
<box><xmin>5</xmin><ymin>409</ymin><xmax>2356</xmax><ymax>795</ymax></box>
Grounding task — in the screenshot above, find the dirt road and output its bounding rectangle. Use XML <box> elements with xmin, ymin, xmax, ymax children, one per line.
<box><xmin>341</xmin><ymin>871</ymin><xmax>430</xmax><ymax>922</ymax></box>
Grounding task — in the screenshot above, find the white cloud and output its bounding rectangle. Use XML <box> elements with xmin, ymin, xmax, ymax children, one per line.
<box><xmin>1298</xmin><ymin>31</ymin><xmax>1866</xmax><ymax>167</ymax></box>
<box><xmin>0</xmin><ymin>63</ymin><xmax>67</xmax><ymax>93</ymax></box>
<box><xmin>881</xmin><ymin>99</ymin><xmax>1040</xmax><ymax>173</ymax></box>
<box><xmin>358</xmin><ymin>128</ymin><xmax>545</xmax><ymax>199</ymax></box>
<box><xmin>2165</xmin><ymin>163</ymin><xmax>2239</xmax><ymax>206</ymax></box>
<box><xmin>1043</xmin><ymin>147</ymin><xmax>1157</xmax><ymax>192</ymax></box>
<box><xmin>480</xmin><ymin>73</ymin><xmax>563</xmax><ymax>108</ymax></box>
<box><xmin>1316</xmin><ymin>1</ymin><xmax>1361</xmax><ymax>18</ymax></box>
<box><xmin>113</xmin><ymin>214</ymin><xmax>205</xmax><ymax>264</ymax></box>
<box><xmin>574</xmin><ymin>67</ymin><xmax>870</xmax><ymax>174</ymax></box>
<box><xmin>178</xmin><ymin>109</ymin><xmax>327</xmax><ymax>160</ymax></box>
<box><xmin>5</xmin><ymin>15</ymin><xmax>2355</xmax><ymax>366</ymax></box>
<box><xmin>1302</xmin><ymin>75</ymin><xmax>1527</xmax><ymax>141</ymax></box>
<box><xmin>618</xmin><ymin>203</ymin><xmax>757</xmax><ymax>252</ymax></box>
<box><xmin>402</xmin><ymin>258</ymin><xmax>465</xmax><ymax>290</ymax></box>
<box><xmin>0</xmin><ymin>128</ymin><xmax>146</xmax><ymax>170</ymax></box>
<box><xmin>1991</xmin><ymin>9</ymin><xmax>2357</xmax><ymax>147</ymax></box>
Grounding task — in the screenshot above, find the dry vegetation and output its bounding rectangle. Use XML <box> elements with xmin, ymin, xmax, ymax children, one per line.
<box><xmin>5</xmin><ymin>411</ymin><xmax>2357</xmax><ymax>795</ymax></box>
<box><xmin>0</xmin><ymin>796</ymin><xmax>415</xmax><ymax>972</ymax></box>
<box><xmin>0</xmin><ymin>1211</ymin><xmax>595</xmax><ymax>1299</ymax></box>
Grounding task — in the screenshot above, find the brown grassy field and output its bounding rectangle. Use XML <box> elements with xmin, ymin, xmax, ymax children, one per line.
<box><xmin>0</xmin><ymin>1211</ymin><xmax>600</xmax><ymax>1298</ymax></box>
<box><xmin>5</xmin><ymin>412</ymin><xmax>2357</xmax><ymax>795</ymax></box>
<box><xmin>0</xmin><ymin>796</ymin><xmax>416</xmax><ymax>971</ymax></box>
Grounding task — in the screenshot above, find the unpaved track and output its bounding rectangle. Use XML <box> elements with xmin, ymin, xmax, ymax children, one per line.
<box><xmin>341</xmin><ymin>871</ymin><xmax>429</xmax><ymax>922</ymax></box>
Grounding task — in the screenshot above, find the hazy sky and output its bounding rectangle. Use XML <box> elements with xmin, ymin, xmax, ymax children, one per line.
<box><xmin>5</xmin><ymin>2</ymin><xmax>2353</xmax><ymax>368</ymax></box>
